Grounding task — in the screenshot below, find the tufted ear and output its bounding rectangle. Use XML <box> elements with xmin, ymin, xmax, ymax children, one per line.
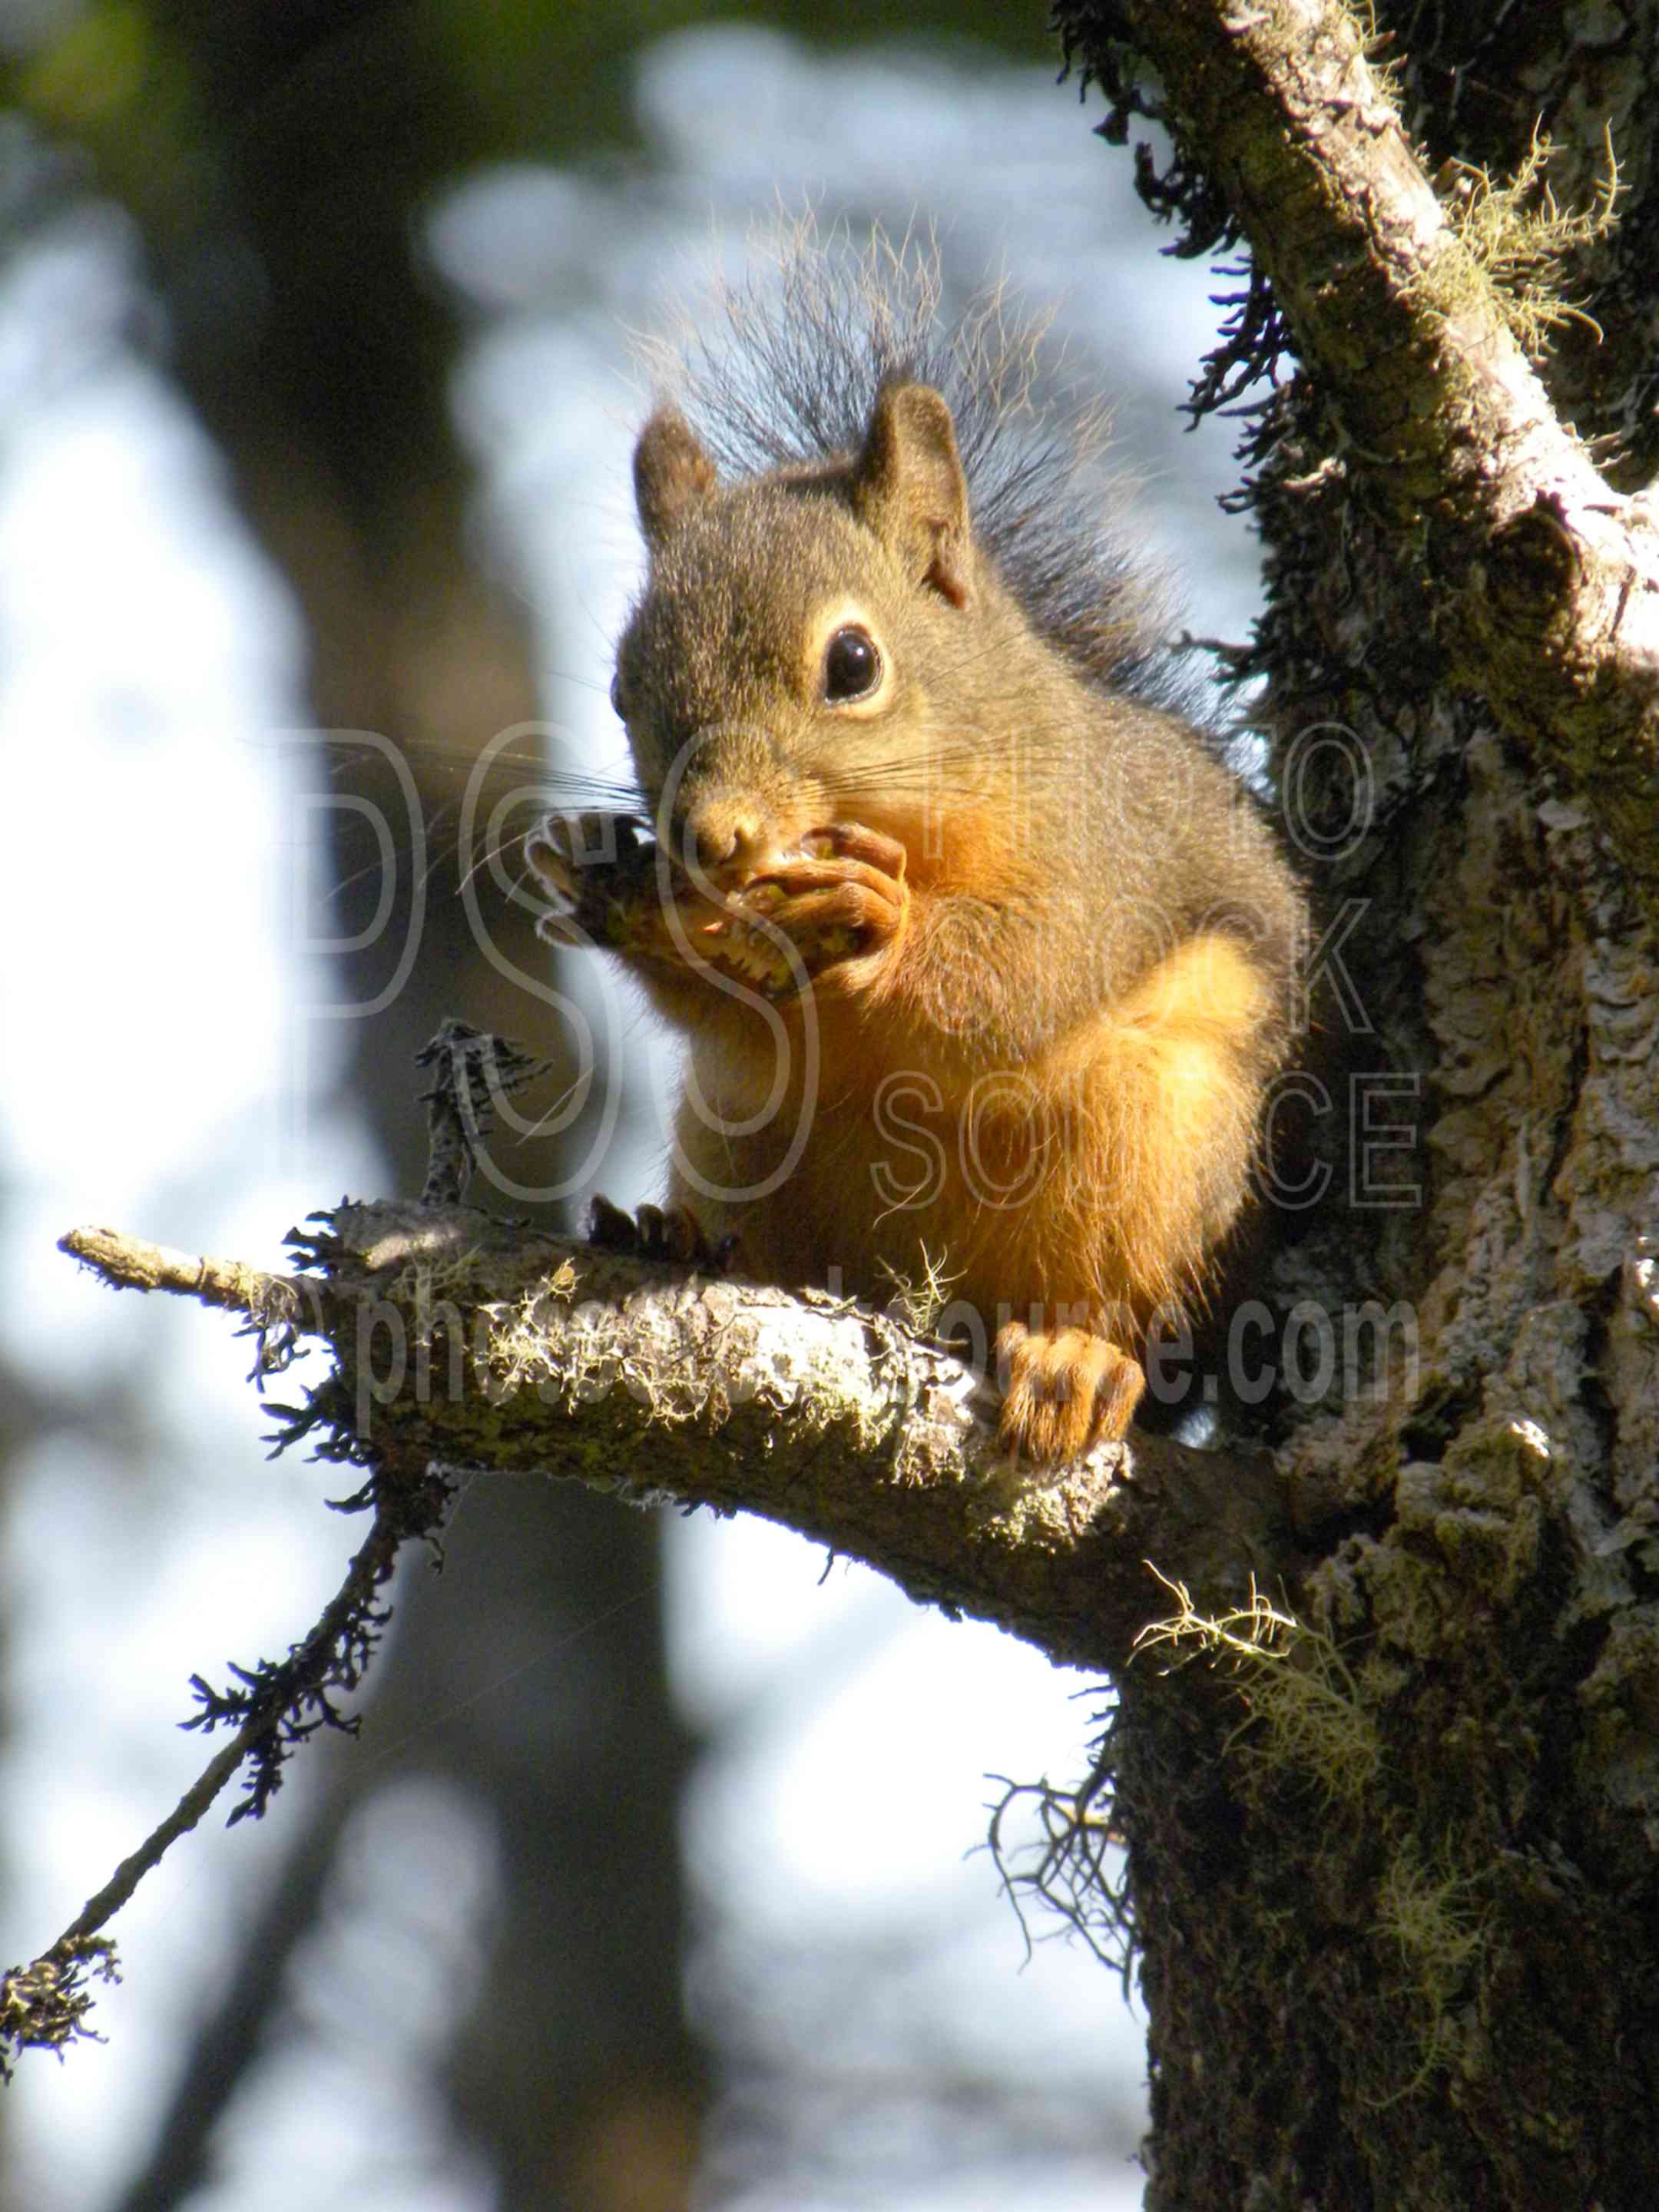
<box><xmin>851</xmin><ymin>379</ymin><xmax>972</xmax><ymax>608</ymax></box>
<box><xmin>634</xmin><ymin>406</ymin><xmax>718</xmax><ymax>550</ymax></box>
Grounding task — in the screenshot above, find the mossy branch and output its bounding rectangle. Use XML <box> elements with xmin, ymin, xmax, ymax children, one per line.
<box><xmin>28</xmin><ymin>978</ymin><xmax>1326</xmax><ymax>2083</ymax></box>
<box><xmin>61</xmin><ymin>1203</ymin><xmax>1302</xmax><ymax>1677</ymax></box>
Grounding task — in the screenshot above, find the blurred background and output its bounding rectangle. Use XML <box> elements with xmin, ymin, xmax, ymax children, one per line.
<box><xmin>0</xmin><ymin>5</ymin><xmax>1267</xmax><ymax>2207</ymax></box>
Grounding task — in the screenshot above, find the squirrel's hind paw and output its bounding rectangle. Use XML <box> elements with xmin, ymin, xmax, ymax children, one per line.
<box><xmin>994</xmin><ymin>1321</ymin><xmax>1145</xmax><ymax>1466</ymax></box>
<box><xmin>588</xmin><ymin>1194</ymin><xmax>740</xmax><ymax>1273</ymax></box>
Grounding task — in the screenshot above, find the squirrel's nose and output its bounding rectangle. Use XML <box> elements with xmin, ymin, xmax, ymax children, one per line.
<box><xmin>680</xmin><ymin>801</ymin><xmax>772</xmax><ymax>879</ymax></box>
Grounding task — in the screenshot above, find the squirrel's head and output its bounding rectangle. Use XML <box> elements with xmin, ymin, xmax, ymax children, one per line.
<box><xmin>612</xmin><ymin>379</ymin><xmax>997</xmax><ymax>885</ymax></box>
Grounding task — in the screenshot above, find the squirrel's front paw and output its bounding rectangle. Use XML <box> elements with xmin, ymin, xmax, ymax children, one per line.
<box><xmin>526</xmin><ymin>811</ymin><xmax>652</xmax><ymax>945</ymax></box>
<box><xmin>994</xmin><ymin>1321</ymin><xmax>1146</xmax><ymax>1465</ymax></box>
<box><xmin>734</xmin><ymin>822</ymin><xmax>909</xmax><ymax>994</ymax></box>
<box><xmin>529</xmin><ymin>812</ymin><xmax>743</xmax><ymax>975</ymax></box>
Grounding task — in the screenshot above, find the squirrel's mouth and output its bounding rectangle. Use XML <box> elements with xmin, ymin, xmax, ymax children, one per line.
<box><xmin>690</xmin><ymin>842</ymin><xmax>800</xmax><ymax>895</ymax></box>
<box><xmin>667</xmin><ymin>818</ymin><xmax>802</xmax><ymax>895</ymax></box>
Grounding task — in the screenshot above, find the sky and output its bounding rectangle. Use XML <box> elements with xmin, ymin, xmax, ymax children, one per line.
<box><xmin>0</xmin><ymin>26</ymin><xmax>1266</xmax><ymax>2208</ymax></box>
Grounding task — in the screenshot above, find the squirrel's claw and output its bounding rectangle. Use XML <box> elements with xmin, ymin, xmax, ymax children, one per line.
<box><xmin>735</xmin><ymin>824</ymin><xmax>909</xmax><ymax>988</ymax></box>
<box><xmin>588</xmin><ymin>1194</ymin><xmax>737</xmax><ymax>1273</ymax></box>
<box><xmin>525</xmin><ymin>822</ymin><xmax>579</xmax><ymax>905</ymax></box>
<box><xmin>528</xmin><ymin>809</ymin><xmax>632</xmax><ymax>898</ymax></box>
<box><xmin>527</xmin><ymin>810</ymin><xmax>655</xmax><ymax>947</ymax></box>
<box><xmin>800</xmin><ymin>822</ymin><xmax>909</xmax><ymax>879</ymax></box>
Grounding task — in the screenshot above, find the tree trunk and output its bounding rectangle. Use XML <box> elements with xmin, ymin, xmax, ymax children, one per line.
<box><xmin>1048</xmin><ymin>5</ymin><xmax>1659</xmax><ymax>2204</ymax></box>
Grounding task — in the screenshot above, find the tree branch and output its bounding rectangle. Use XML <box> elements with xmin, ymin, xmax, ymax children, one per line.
<box><xmin>61</xmin><ymin>1204</ymin><xmax>1306</xmax><ymax>1677</ymax></box>
<box><xmin>1061</xmin><ymin>0</ymin><xmax>1659</xmax><ymax>919</ymax></box>
<box><xmin>57</xmin><ymin>1224</ymin><xmax>343</xmax><ymax>1359</ymax></box>
<box><xmin>22</xmin><ymin>1187</ymin><xmax>1314</xmax><ymax>2066</ymax></box>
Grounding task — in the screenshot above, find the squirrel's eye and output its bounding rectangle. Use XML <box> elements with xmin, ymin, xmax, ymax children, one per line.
<box><xmin>822</xmin><ymin>625</ymin><xmax>881</xmax><ymax>704</ymax></box>
<box><xmin>610</xmin><ymin>671</ymin><xmax>628</xmax><ymax>720</ymax></box>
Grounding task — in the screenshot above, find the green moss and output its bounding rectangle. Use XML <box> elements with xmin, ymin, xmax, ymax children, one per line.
<box><xmin>1134</xmin><ymin>1568</ymin><xmax>1382</xmax><ymax>1806</ymax></box>
<box><xmin>1437</xmin><ymin>124</ymin><xmax>1622</xmax><ymax>354</ymax></box>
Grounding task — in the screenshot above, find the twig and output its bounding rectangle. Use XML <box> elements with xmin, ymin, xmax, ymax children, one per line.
<box><xmin>2</xmin><ymin>1423</ymin><xmax>436</xmax><ymax>2078</ymax></box>
<box><xmin>416</xmin><ymin>1017</ymin><xmax>551</xmax><ymax>1205</ymax></box>
<box><xmin>57</xmin><ymin>1224</ymin><xmax>337</xmax><ymax>1379</ymax></box>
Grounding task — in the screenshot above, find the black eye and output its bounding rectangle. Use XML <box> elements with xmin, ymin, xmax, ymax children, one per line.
<box><xmin>610</xmin><ymin>671</ymin><xmax>628</xmax><ymax>720</ymax></box>
<box><xmin>823</xmin><ymin>625</ymin><xmax>881</xmax><ymax>703</ymax></box>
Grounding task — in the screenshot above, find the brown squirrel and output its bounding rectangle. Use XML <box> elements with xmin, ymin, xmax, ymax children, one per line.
<box><xmin>528</xmin><ymin>245</ymin><xmax>1304</xmax><ymax>1465</ymax></box>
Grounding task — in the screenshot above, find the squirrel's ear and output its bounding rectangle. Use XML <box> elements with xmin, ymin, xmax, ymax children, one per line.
<box><xmin>634</xmin><ymin>406</ymin><xmax>718</xmax><ymax>549</ymax></box>
<box><xmin>853</xmin><ymin>381</ymin><xmax>972</xmax><ymax>609</ymax></box>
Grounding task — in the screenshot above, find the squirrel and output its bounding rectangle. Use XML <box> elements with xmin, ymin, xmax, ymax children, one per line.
<box><xmin>528</xmin><ymin>240</ymin><xmax>1305</xmax><ymax>1465</ymax></box>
